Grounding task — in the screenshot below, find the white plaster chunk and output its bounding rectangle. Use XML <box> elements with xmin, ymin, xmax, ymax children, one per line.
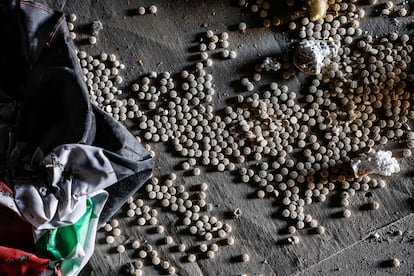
<box><xmin>351</xmin><ymin>150</ymin><xmax>400</xmax><ymax>177</ymax></box>
<box><xmin>293</xmin><ymin>39</ymin><xmax>339</xmax><ymax>75</ymax></box>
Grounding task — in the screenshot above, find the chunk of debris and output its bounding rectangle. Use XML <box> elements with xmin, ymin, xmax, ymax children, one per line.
<box><xmin>260</xmin><ymin>57</ymin><xmax>281</xmax><ymax>72</ymax></box>
<box><xmin>233</xmin><ymin>208</ymin><xmax>242</xmax><ymax>219</ymax></box>
<box><xmin>293</xmin><ymin>39</ymin><xmax>339</xmax><ymax>75</ymax></box>
<box><xmin>350</xmin><ymin>150</ymin><xmax>400</xmax><ymax>177</ymax></box>
<box><xmin>369</xmin><ymin>232</ymin><xmax>380</xmax><ymax>240</ymax></box>
<box><xmin>307</xmin><ymin>0</ymin><xmax>329</xmax><ymax>21</ymax></box>
<box><xmin>91</xmin><ymin>20</ymin><xmax>103</xmax><ymax>36</ymax></box>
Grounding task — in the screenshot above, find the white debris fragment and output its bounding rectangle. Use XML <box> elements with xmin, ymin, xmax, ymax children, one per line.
<box><xmin>260</xmin><ymin>57</ymin><xmax>281</xmax><ymax>72</ymax></box>
<box><xmin>233</xmin><ymin>208</ymin><xmax>242</xmax><ymax>219</ymax></box>
<box><xmin>91</xmin><ymin>20</ymin><xmax>103</xmax><ymax>36</ymax></box>
<box><xmin>351</xmin><ymin>150</ymin><xmax>400</xmax><ymax>177</ymax></box>
<box><xmin>293</xmin><ymin>39</ymin><xmax>339</xmax><ymax>75</ymax></box>
<box><xmin>369</xmin><ymin>232</ymin><xmax>380</xmax><ymax>240</ymax></box>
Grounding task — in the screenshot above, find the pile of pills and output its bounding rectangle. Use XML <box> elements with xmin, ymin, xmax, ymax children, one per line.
<box><xmin>77</xmin><ymin>51</ymin><xmax>126</xmax><ymax>110</ymax></box>
<box><xmin>101</xmin><ymin>174</ymin><xmax>235</xmax><ymax>275</ymax></box>
<box><xmin>68</xmin><ymin>0</ymin><xmax>414</xmax><ymax>274</ymax></box>
<box><xmin>67</xmin><ymin>17</ymin><xmax>141</xmax><ymax>124</ymax></box>
<box><xmin>121</xmin><ymin>0</ymin><xmax>414</xmax><ymax>240</ymax></box>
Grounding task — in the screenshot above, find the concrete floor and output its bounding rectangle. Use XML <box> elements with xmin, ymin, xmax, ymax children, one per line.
<box><xmin>40</xmin><ymin>0</ymin><xmax>414</xmax><ymax>275</ymax></box>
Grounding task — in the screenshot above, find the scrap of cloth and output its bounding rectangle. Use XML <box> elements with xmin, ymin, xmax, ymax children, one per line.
<box><xmin>0</xmin><ymin>182</ymin><xmax>55</xmax><ymax>276</ymax></box>
<box><xmin>0</xmin><ymin>0</ymin><xmax>154</xmax><ymax>275</ymax></box>
<box><xmin>0</xmin><ymin>246</ymin><xmax>50</xmax><ymax>276</ymax></box>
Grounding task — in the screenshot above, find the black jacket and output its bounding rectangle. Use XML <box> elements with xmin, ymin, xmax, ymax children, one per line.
<box><xmin>0</xmin><ymin>0</ymin><xmax>154</xmax><ymax>225</ymax></box>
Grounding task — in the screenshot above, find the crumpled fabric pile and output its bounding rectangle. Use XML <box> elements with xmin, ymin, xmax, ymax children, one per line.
<box><xmin>0</xmin><ymin>1</ymin><xmax>154</xmax><ymax>275</ymax></box>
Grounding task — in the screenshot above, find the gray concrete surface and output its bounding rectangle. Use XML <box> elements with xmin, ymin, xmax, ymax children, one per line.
<box><xmin>39</xmin><ymin>0</ymin><xmax>414</xmax><ymax>275</ymax></box>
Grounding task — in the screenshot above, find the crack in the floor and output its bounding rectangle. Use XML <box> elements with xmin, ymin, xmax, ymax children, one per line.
<box><xmin>293</xmin><ymin>214</ymin><xmax>414</xmax><ymax>276</ymax></box>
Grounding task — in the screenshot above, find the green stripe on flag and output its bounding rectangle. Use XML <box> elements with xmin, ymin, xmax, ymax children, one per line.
<box><xmin>36</xmin><ymin>198</ymin><xmax>94</xmax><ymax>260</ymax></box>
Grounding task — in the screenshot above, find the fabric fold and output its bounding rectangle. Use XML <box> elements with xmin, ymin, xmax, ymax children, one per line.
<box><xmin>35</xmin><ymin>192</ymin><xmax>108</xmax><ymax>276</ymax></box>
<box><xmin>14</xmin><ymin>144</ymin><xmax>117</xmax><ymax>229</ymax></box>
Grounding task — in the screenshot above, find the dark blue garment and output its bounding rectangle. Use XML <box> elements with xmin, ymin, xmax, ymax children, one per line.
<box><xmin>0</xmin><ymin>0</ymin><xmax>154</xmax><ymax>226</ymax></box>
